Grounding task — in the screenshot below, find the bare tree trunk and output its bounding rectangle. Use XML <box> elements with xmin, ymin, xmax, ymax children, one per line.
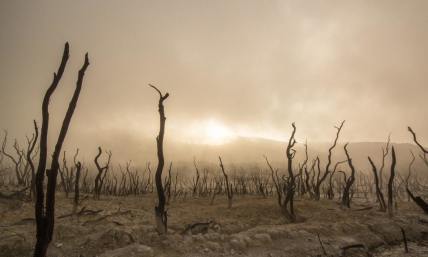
<box><xmin>34</xmin><ymin>42</ymin><xmax>89</xmax><ymax>257</ymax></box>
<box><xmin>283</xmin><ymin>123</ymin><xmax>297</xmax><ymax>221</ymax></box>
<box><xmin>388</xmin><ymin>146</ymin><xmax>396</xmax><ymax>217</ymax></box>
<box><xmin>342</xmin><ymin>143</ymin><xmax>356</xmax><ymax>208</ymax></box>
<box><xmin>93</xmin><ymin>147</ymin><xmax>112</xmax><ymax>200</ymax></box>
<box><xmin>27</xmin><ymin>121</ymin><xmax>39</xmax><ymax>200</ymax></box>
<box><xmin>314</xmin><ymin>121</ymin><xmax>345</xmax><ymax>200</ymax></box>
<box><xmin>368</xmin><ymin>156</ymin><xmax>387</xmax><ymax>212</ymax></box>
<box><xmin>73</xmin><ymin>149</ymin><xmax>82</xmax><ymax>214</ymax></box>
<box><xmin>219</xmin><ymin>156</ymin><xmax>233</xmax><ymax>209</ymax></box>
<box><xmin>149</xmin><ymin>84</ymin><xmax>169</xmax><ymax>235</ymax></box>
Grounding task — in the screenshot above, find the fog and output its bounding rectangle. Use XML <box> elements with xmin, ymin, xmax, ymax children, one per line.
<box><xmin>1</xmin><ymin>0</ymin><xmax>428</xmax><ymax>163</ymax></box>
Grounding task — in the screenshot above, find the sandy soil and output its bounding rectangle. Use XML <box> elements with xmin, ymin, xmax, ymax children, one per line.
<box><xmin>1</xmin><ymin>193</ymin><xmax>428</xmax><ymax>257</ymax></box>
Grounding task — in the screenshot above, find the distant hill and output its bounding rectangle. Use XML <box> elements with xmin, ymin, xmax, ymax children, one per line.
<box><xmin>65</xmin><ymin>131</ymin><xmax>427</xmax><ymax>175</ymax></box>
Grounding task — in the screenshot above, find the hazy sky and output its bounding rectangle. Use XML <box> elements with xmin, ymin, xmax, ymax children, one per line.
<box><xmin>1</xmin><ymin>0</ymin><xmax>428</xmax><ymax>154</ymax></box>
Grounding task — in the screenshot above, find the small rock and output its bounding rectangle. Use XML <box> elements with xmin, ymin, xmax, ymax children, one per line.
<box><xmin>206</xmin><ymin>241</ymin><xmax>221</xmax><ymax>251</ymax></box>
<box><xmin>230</xmin><ymin>238</ymin><xmax>246</xmax><ymax>250</ymax></box>
<box><xmin>253</xmin><ymin>233</ymin><xmax>272</xmax><ymax>244</ymax></box>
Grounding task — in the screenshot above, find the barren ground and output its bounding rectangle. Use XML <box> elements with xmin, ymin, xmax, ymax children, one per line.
<box><xmin>1</xmin><ymin>192</ymin><xmax>428</xmax><ymax>257</ymax></box>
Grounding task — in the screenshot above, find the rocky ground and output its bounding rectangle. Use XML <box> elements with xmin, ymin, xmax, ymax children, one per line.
<box><xmin>1</xmin><ymin>191</ymin><xmax>428</xmax><ymax>257</ymax></box>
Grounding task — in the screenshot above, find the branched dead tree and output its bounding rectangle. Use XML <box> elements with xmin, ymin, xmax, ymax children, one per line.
<box><xmin>1</xmin><ymin>131</ymin><xmax>25</xmax><ymax>185</ymax></box>
<box><xmin>264</xmin><ymin>156</ymin><xmax>282</xmax><ymax>206</ymax></box>
<box><xmin>408</xmin><ymin>126</ymin><xmax>428</xmax><ymax>167</ymax></box>
<box><xmin>149</xmin><ymin>84</ymin><xmax>169</xmax><ymax>234</ymax></box>
<box><xmin>192</xmin><ymin>157</ymin><xmax>200</xmax><ymax>196</ymax></box>
<box><xmin>406</xmin><ymin>127</ymin><xmax>428</xmax><ymax>213</ymax></box>
<box><xmin>93</xmin><ymin>147</ymin><xmax>112</xmax><ymax>200</ymax></box>
<box><xmin>342</xmin><ymin>143</ymin><xmax>356</xmax><ymax>208</ymax></box>
<box><xmin>282</xmin><ymin>122</ymin><xmax>297</xmax><ymax>220</ymax></box>
<box><xmin>34</xmin><ymin>42</ymin><xmax>89</xmax><ymax>257</ymax></box>
<box><xmin>219</xmin><ymin>156</ymin><xmax>233</xmax><ymax>209</ymax></box>
<box><xmin>368</xmin><ymin>156</ymin><xmax>386</xmax><ymax>212</ymax></box>
<box><xmin>378</xmin><ymin>135</ymin><xmax>391</xmax><ymax>191</ymax></box>
<box><xmin>388</xmin><ymin>146</ymin><xmax>396</xmax><ymax>217</ymax></box>
<box><xmin>326</xmin><ymin>159</ymin><xmax>347</xmax><ymax>200</ymax></box>
<box><xmin>314</xmin><ymin>120</ymin><xmax>345</xmax><ymax>200</ymax></box>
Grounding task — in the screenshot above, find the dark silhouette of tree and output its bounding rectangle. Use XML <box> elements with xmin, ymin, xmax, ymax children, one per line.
<box><xmin>408</xmin><ymin>126</ymin><xmax>428</xmax><ymax>167</ymax></box>
<box><xmin>34</xmin><ymin>42</ymin><xmax>89</xmax><ymax>257</ymax></box>
<box><xmin>341</xmin><ymin>143</ymin><xmax>356</xmax><ymax>208</ymax></box>
<box><xmin>219</xmin><ymin>156</ymin><xmax>233</xmax><ymax>209</ymax></box>
<box><xmin>387</xmin><ymin>146</ymin><xmax>396</xmax><ymax>217</ymax></box>
<box><xmin>314</xmin><ymin>121</ymin><xmax>345</xmax><ymax>200</ymax></box>
<box><xmin>73</xmin><ymin>149</ymin><xmax>82</xmax><ymax>214</ymax></box>
<box><xmin>149</xmin><ymin>84</ymin><xmax>169</xmax><ymax>235</ymax></box>
<box><xmin>94</xmin><ymin>146</ymin><xmax>112</xmax><ymax>200</ymax></box>
<box><xmin>283</xmin><ymin>122</ymin><xmax>297</xmax><ymax>220</ymax></box>
<box><xmin>406</xmin><ymin>127</ymin><xmax>428</xmax><ymax>213</ymax></box>
<box><xmin>368</xmin><ymin>156</ymin><xmax>387</xmax><ymax>212</ymax></box>
<box><xmin>27</xmin><ymin>121</ymin><xmax>39</xmax><ymax>200</ymax></box>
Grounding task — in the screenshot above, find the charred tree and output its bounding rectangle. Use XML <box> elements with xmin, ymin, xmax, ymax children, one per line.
<box><xmin>149</xmin><ymin>84</ymin><xmax>169</xmax><ymax>235</ymax></box>
<box><xmin>388</xmin><ymin>146</ymin><xmax>396</xmax><ymax>217</ymax></box>
<box><xmin>93</xmin><ymin>147</ymin><xmax>112</xmax><ymax>200</ymax></box>
<box><xmin>219</xmin><ymin>156</ymin><xmax>233</xmax><ymax>209</ymax></box>
<box><xmin>192</xmin><ymin>157</ymin><xmax>200</xmax><ymax>196</ymax></box>
<box><xmin>368</xmin><ymin>156</ymin><xmax>387</xmax><ymax>212</ymax></box>
<box><xmin>27</xmin><ymin>121</ymin><xmax>39</xmax><ymax>199</ymax></box>
<box><xmin>34</xmin><ymin>42</ymin><xmax>89</xmax><ymax>257</ymax></box>
<box><xmin>408</xmin><ymin>127</ymin><xmax>428</xmax><ymax>167</ymax></box>
<box><xmin>342</xmin><ymin>143</ymin><xmax>356</xmax><ymax>208</ymax></box>
<box><xmin>282</xmin><ymin>123</ymin><xmax>297</xmax><ymax>220</ymax></box>
<box><xmin>264</xmin><ymin>156</ymin><xmax>282</xmax><ymax>206</ymax></box>
<box><xmin>314</xmin><ymin>121</ymin><xmax>345</xmax><ymax>200</ymax></box>
<box><xmin>73</xmin><ymin>149</ymin><xmax>82</xmax><ymax>214</ymax></box>
<box><xmin>406</xmin><ymin>127</ymin><xmax>428</xmax><ymax>213</ymax></box>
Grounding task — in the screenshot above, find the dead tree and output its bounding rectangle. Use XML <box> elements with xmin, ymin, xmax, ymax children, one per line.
<box><xmin>219</xmin><ymin>156</ymin><xmax>233</xmax><ymax>209</ymax></box>
<box><xmin>73</xmin><ymin>149</ymin><xmax>82</xmax><ymax>214</ymax></box>
<box><xmin>378</xmin><ymin>135</ymin><xmax>391</xmax><ymax>191</ymax></box>
<box><xmin>406</xmin><ymin>127</ymin><xmax>428</xmax><ymax>213</ymax></box>
<box><xmin>27</xmin><ymin>121</ymin><xmax>39</xmax><ymax>199</ymax></box>
<box><xmin>281</xmin><ymin>123</ymin><xmax>297</xmax><ymax>220</ymax></box>
<box><xmin>327</xmin><ymin>160</ymin><xmax>347</xmax><ymax>200</ymax></box>
<box><xmin>264</xmin><ymin>156</ymin><xmax>282</xmax><ymax>206</ymax></box>
<box><xmin>34</xmin><ymin>42</ymin><xmax>89</xmax><ymax>257</ymax></box>
<box><xmin>1</xmin><ymin>132</ymin><xmax>25</xmax><ymax>185</ymax></box>
<box><xmin>59</xmin><ymin>151</ymin><xmax>71</xmax><ymax>198</ymax></box>
<box><xmin>368</xmin><ymin>156</ymin><xmax>387</xmax><ymax>212</ymax></box>
<box><xmin>314</xmin><ymin>120</ymin><xmax>345</xmax><ymax>200</ymax></box>
<box><xmin>342</xmin><ymin>143</ymin><xmax>356</xmax><ymax>208</ymax></box>
<box><xmin>149</xmin><ymin>84</ymin><xmax>169</xmax><ymax>234</ymax></box>
<box><xmin>388</xmin><ymin>146</ymin><xmax>396</xmax><ymax>217</ymax></box>
<box><xmin>93</xmin><ymin>147</ymin><xmax>112</xmax><ymax>200</ymax></box>
<box><xmin>192</xmin><ymin>157</ymin><xmax>200</xmax><ymax>196</ymax></box>
<box><xmin>408</xmin><ymin>127</ymin><xmax>428</xmax><ymax>167</ymax></box>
